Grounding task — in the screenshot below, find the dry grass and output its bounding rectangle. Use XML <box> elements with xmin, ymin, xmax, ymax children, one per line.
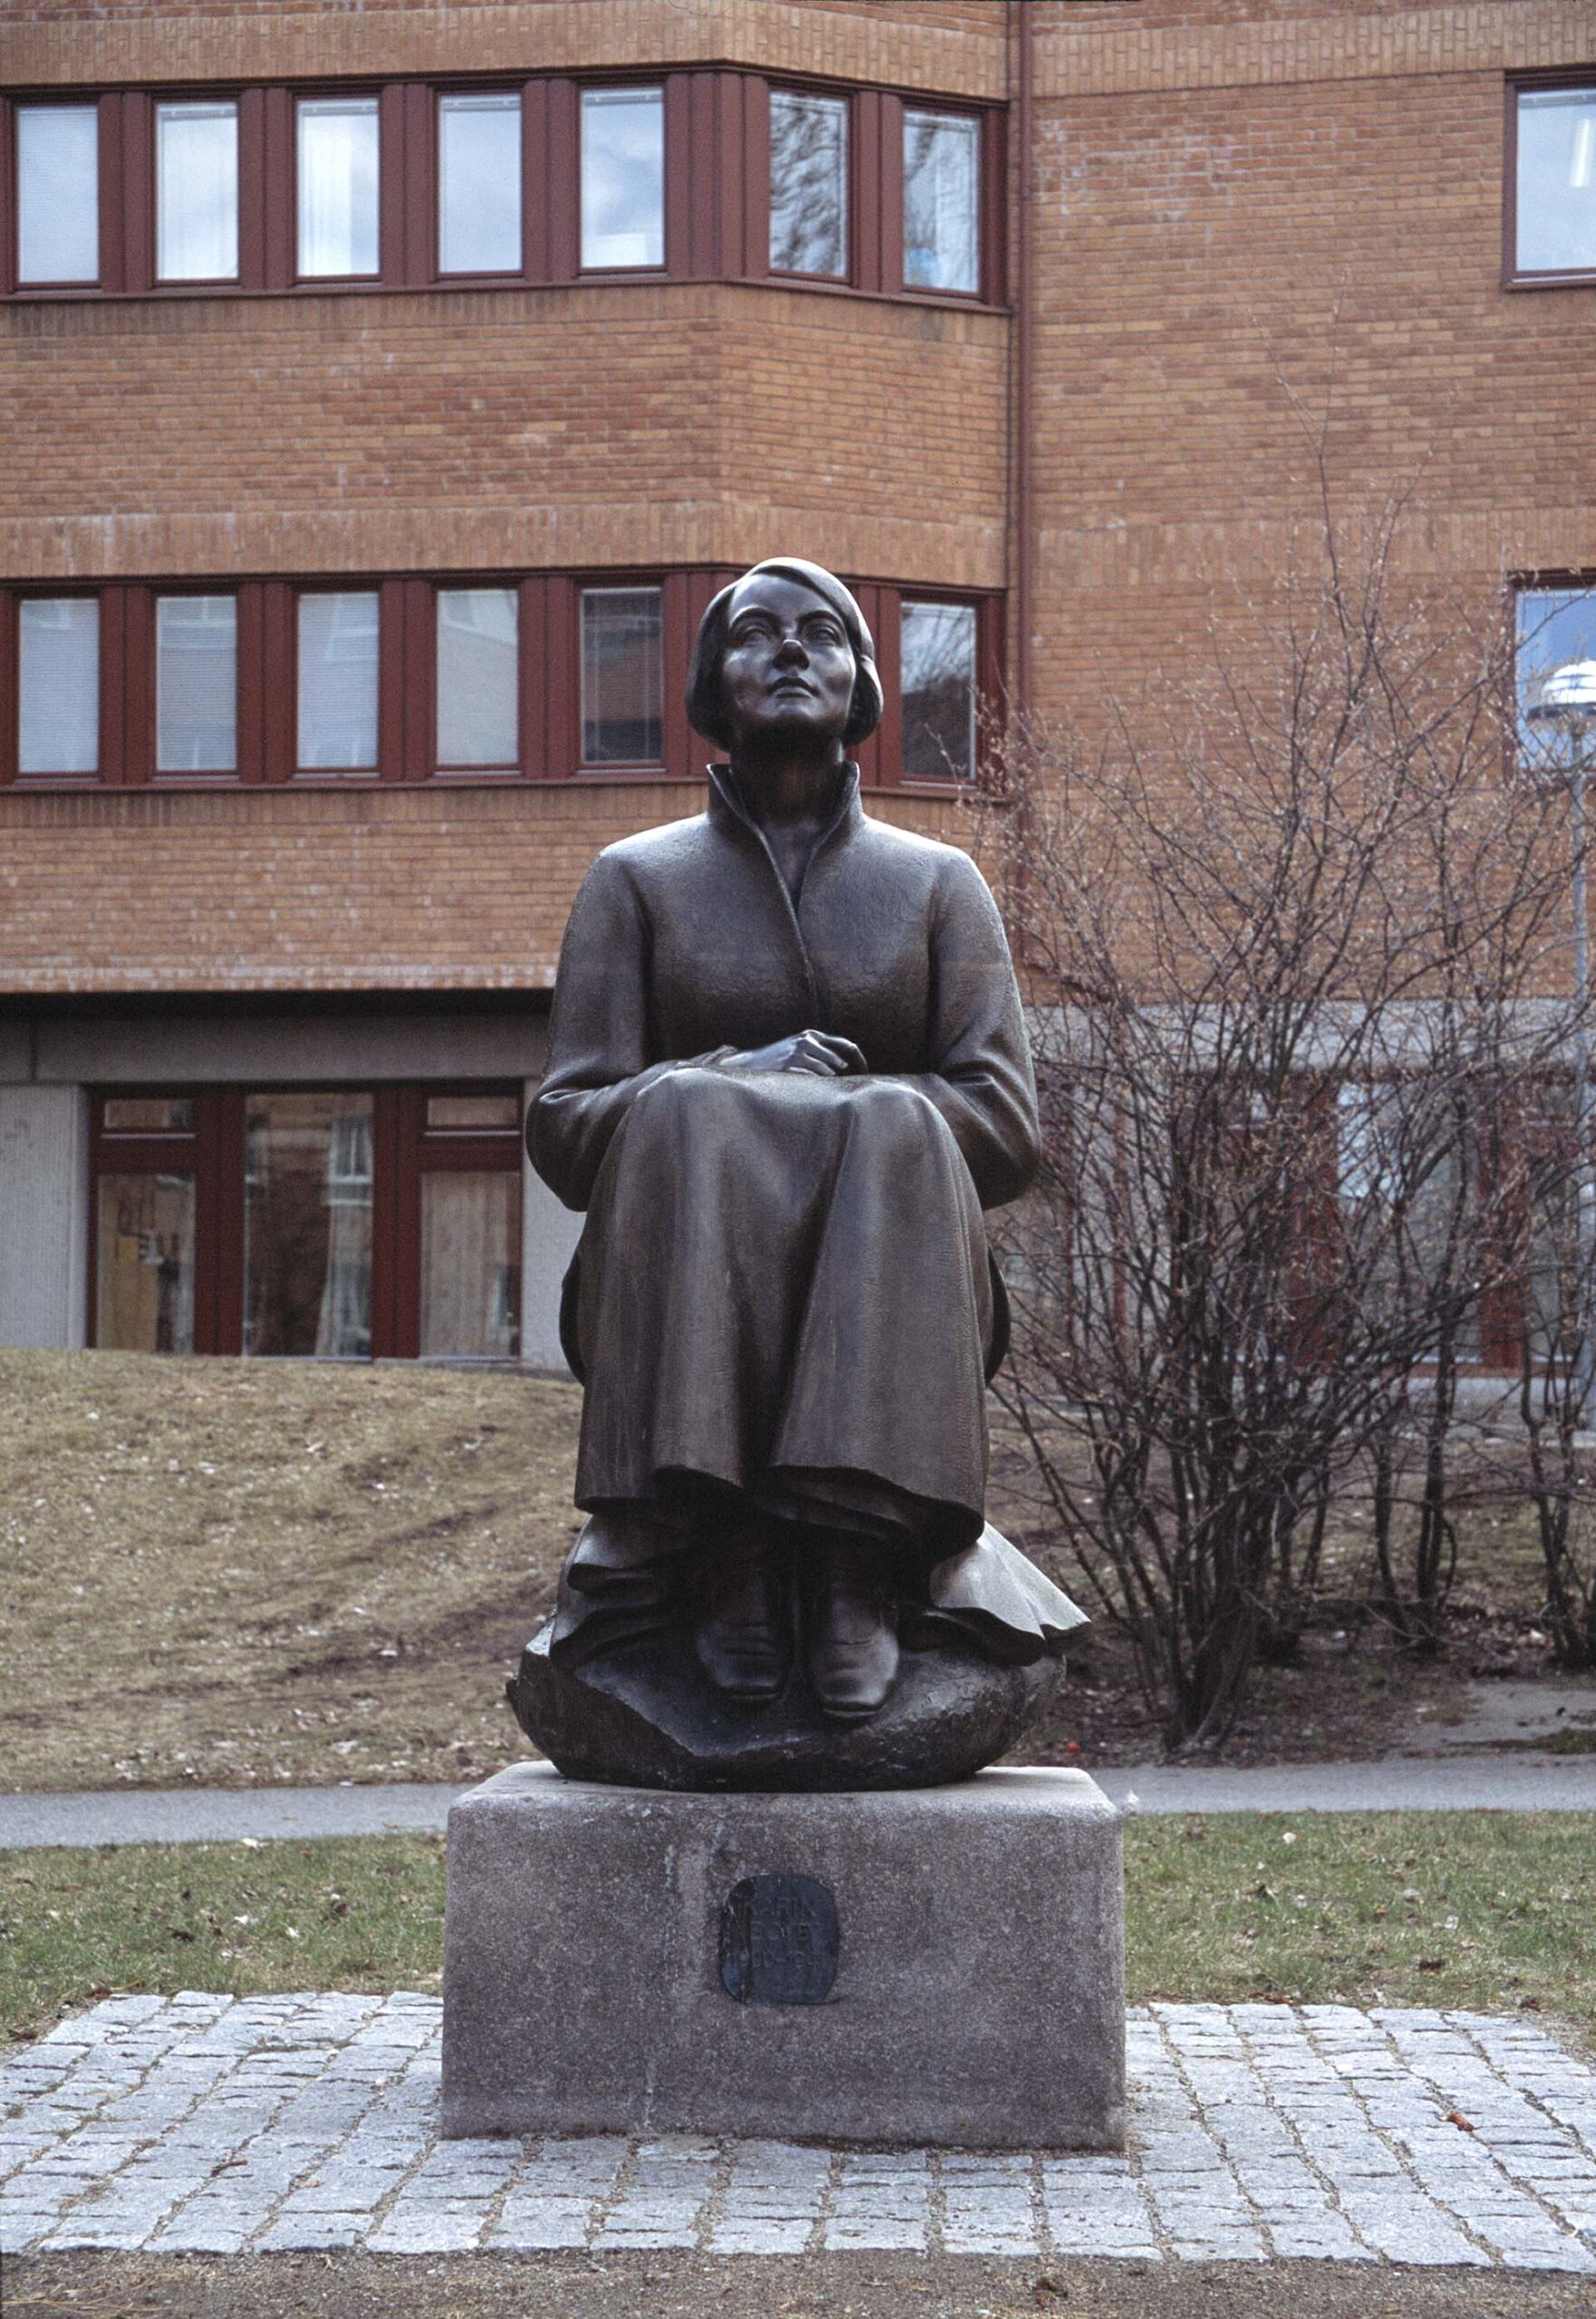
<box><xmin>0</xmin><ymin>1351</ymin><xmax>582</xmax><ymax>1793</ymax></box>
<box><xmin>0</xmin><ymin>1351</ymin><xmax>1571</xmax><ymax>1794</ymax></box>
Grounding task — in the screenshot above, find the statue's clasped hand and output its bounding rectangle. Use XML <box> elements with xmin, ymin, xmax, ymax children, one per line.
<box><xmin>716</xmin><ymin>1030</ymin><xmax>867</xmax><ymax>1078</ymax></box>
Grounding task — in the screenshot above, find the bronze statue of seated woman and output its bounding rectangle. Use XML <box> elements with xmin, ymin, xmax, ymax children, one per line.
<box><xmin>507</xmin><ymin>558</ymin><xmax>1084</xmax><ymax>1790</ymax></box>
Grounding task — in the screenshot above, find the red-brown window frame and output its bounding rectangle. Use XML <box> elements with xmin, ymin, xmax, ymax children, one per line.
<box><xmin>1</xmin><ymin>71</ymin><xmax>1005</xmax><ymax>306</ymax></box>
<box><xmin>0</xmin><ymin>573</ymin><xmax>1005</xmax><ymax>791</ymax></box>
<box><xmin>89</xmin><ymin>1080</ymin><xmax>524</xmax><ymax>1359</ymax></box>
<box><xmin>1503</xmin><ymin>70</ymin><xmax>1596</xmax><ymax>291</ymax></box>
<box><xmin>1505</xmin><ymin>570</ymin><xmax>1596</xmax><ymax>785</ymax></box>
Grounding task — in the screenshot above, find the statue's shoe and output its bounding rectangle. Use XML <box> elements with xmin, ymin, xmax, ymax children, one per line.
<box><xmin>694</xmin><ymin>1546</ymin><xmax>792</xmax><ymax>1701</ymax></box>
<box><xmin>806</xmin><ymin>1550</ymin><xmax>900</xmax><ymax>1718</ymax></box>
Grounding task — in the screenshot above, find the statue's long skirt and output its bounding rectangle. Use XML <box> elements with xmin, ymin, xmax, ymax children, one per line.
<box><xmin>553</xmin><ymin>1065</ymin><xmax>1086</xmax><ymax>1660</ymax></box>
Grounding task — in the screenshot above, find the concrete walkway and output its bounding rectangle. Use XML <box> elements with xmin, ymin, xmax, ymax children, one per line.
<box><xmin>3</xmin><ymin>1755</ymin><xmax>1596</xmax><ymax>1849</ymax></box>
<box><xmin>3</xmin><ymin>1994</ymin><xmax>1594</xmax><ymax>2267</ymax></box>
<box><xmin>9</xmin><ymin>1753</ymin><xmax>1596</xmax><ymax>1845</ymax></box>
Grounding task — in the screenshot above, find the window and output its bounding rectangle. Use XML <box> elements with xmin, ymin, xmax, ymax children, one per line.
<box><xmin>581</xmin><ymin>586</ymin><xmax>662</xmax><ymax>764</ymax></box>
<box><xmin>1337</xmin><ymin>1083</ymin><xmax>1481</xmax><ymax>1362</ymax></box>
<box><xmin>18</xmin><ymin>597</ymin><xmax>98</xmax><ymax>775</ymax></box>
<box><xmin>580</xmin><ymin>87</ymin><xmax>664</xmax><ymax>269</ymax></box>
<box><xmin>97</xmin><ymin>1173</ymin><xmax>197</xmax><ymax>1353</ymax></box>
<box><xmin>7</xmin><ymin>573</ymin><xmax>999</xmax><ymax>786</ymax></box>
<box><xmin>156</xmin><ymin>100</ymin><xmax>238</xmax><ymax>282</ymax></box>
<box><xmin>769</xmin><ymin>89</ymin><xmax>849</xmax><ymax>279</ymax></box>
<box><xmin>157</xmin><ymin>595</ymin><xmax>236</xmax><ymax>773</ymax></box>
<box><xmin>91</xmin><ymin>1085</ymin><xmax>524</xmax><ymax>1360</ymax></box>
<box><xmin>245</xmin><ymin>1092</ymin><xmax>373</xmax><ymax>1357</ymax></box>
<box><xmin>437</xmin><ymin>587</ymin><xmax>518</xmax><ymax>769</ymax></box>
<box><xmin>438</xmin><ymin>91</ymin><xmax>522</xmax><ymax>274</ymax></box>
<box><xmin>903</xmin><ymin>107</ymin><xmax>979</xmax><ymax>293</ymax></box>
<box><xmin>901</xmin><ymin>599</ymin><xmax>977</xmax><ymax>783</ymax></box>
<box><xmin>15</xmin><ymin>105</ymin><xmax>99</xmax><ymax>284</ymax></box>
<box><xmin>1516</xmin><ymin>586</ymin><xmax>1596</xmax><ymax>774</ymax></box>
<box><xmin>1514</xmin><ymin>83</ymin><xmax>1596</xmax><ymax>278</ymax></box>
<box><xmin>298</xmin><ymin>95</ymin><xmax>380</xmax><ymax>278</ymax></box>
<box><xmin>298</xmin><ymin>592</ymin><xmax>380</xmax><ymax>771</ymax></box>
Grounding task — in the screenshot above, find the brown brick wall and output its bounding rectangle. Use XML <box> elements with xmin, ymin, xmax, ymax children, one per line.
<box><xmin>1</xmin><ymin>284</ymin><xmax>1006</xmax><ymax>587</ymax></box>
<box><xmin>5</xmin><ymin>0</ymin><xmax>1596</xmax><ymax>996</ymax></box>
<box><xmin>1024</xmin><ymin>1</ymin><xmax>1596</xmax><ymax>748</ymax></box>
<box><xmin>0</xmin><ymin>778</ymin><xmax>968</xmax><ymax>995</ymax></box>
<box><xmin>1</xmin><ymin>0</ymin><xmax>1007</xmax><ymax>100</ymax></box>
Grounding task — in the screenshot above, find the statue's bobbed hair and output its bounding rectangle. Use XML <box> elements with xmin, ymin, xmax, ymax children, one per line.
<box><xmin>686</xmin><ymin>557</ymin><xmax>884</xmax><ymax>754</ymax></box>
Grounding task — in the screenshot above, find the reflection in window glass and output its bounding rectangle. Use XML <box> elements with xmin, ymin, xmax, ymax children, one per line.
<box><xmin>103</xmin><ymin>1098</ymin><xmax>195</xmax><ymax>1133</ymax></box>
<box><xmin>19</xmin><ymin>598</ymin><xmax>98</xmax><ymax>775</ymax></box>
<box><xmin>1517</xmin><ymin>87</ymin><xmax>1596</xmax><ymax>273</ymax></box>
<box><xmin>97</xmin><ymin>1173</ymin><xmax>196</xmax><ymax>1352</ymax></box>
<box><xmin>17</xmin><ymin>106</ymin><xmax>99</xmax><ymax>284</ymax></box>
<box><xmin>157</xmin><ymin>596</ymin><xmax>237</xmax><ymax>773</ymax></box>
<box><xmin>245</xmin><ymin>1092</ymin><xmax>373</xmax><ymax>1357</ymax></box>
<box><xmin>298</xmin><ymin>96</ymin><xmax>380</xmax><ymax>277</ymax></box>
<box><xmin>901</xmin><ymin>600</ymin><xmax>977</xmax><ymax>783</ymax></box>
<box><xmin>157</xmin><ymin>101</ymin><xmax>238</xmax><ymax>282</ymax></box>
<box><xmin>298</xmin><ymin>592</ymin><xmax>380</xmax><ymax>770</ymax></box>
<box><xmin>580</xmin><ymin>87</ymin><xmax>664</xmax><ymax>268</ymax></box>
<box><xmin>437</xmin><ymin>588</ymin><xmax>518</xmax><ymax>767</ymax></box>
<box><xmin>1516</xmin><ymin>588</ymin><xmax>1596</xmax><ymax>774</ymax></box>
<box><xmin>439</xmin><ymin>91</ymin><xmax>522</xmax><ymax>274</ymax></box>
<box><xmin>421</xmin><ymin>1171</ymin><xmax>522</xmax><ymax>1358</ymax></box>
<box><xmin>904</xmin><ymin>108</ymin><xmax>979</xmax><ymax>293</ymax></box>
<box><xmin>1337</xmin><ymin>1083</ymin><xmax>1480</xmax><ymax>1362</ymax></box>
<box><xmin>769</xmin><ymin>89</ymin><xmax>848</xmax><ymax>277</ymax></box>
<box><xmin>581</xmin><ymin>587</ymin><xmax>662</xmax><ymax>764</ymax></box>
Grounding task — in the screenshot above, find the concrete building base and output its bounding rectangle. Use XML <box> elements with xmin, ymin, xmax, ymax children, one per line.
<box><xmin>440</xmin><ymin>1762</ymin><xmax>1126</xmax><ymax>2151</ymax></box>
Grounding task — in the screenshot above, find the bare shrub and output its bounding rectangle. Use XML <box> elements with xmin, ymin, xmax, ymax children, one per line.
<box><xmin>979</xmin><ymin>486</ymin><xmax>1590</xmax><ymax>1747</ymax></box>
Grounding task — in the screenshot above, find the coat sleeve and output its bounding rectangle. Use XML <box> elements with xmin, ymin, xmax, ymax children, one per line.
<box><xmin>530</xmin><ymin>851</ymin><xmax>713</xmax><ymax>1212</ymax></box>
<box><xmin>889</xmin><ymin>851</ymin><xmax>1041</xmax><ymax>1210</ymax></box>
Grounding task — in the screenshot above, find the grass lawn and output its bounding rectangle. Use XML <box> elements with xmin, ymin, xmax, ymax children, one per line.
<box><xmin>2</xmin><ymin>1814</ymin><xmax>1591</xmax><ymax>2049</ymax></box>
<box><xmin>4</xmin><ymin>1349</ymin><xmax>1568</xmax><ymax>1792</ymax></box>
<box><xmin>0</xmin><ymin>1350</ymin><xmax>583</xmax><ymax>1792</ymax></box>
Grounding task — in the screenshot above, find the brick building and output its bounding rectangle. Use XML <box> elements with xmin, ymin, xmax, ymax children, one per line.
<box><xmin>1</xmin><ymin>0</ymin><xmax>1593</xmax><ymax>1370</ymax></box>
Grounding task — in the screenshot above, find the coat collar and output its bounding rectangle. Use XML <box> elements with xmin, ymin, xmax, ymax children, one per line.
<box><xmin>706</xmin><ymin>759</ymin><xmax>864</xmax><ymax>856</ymax></box>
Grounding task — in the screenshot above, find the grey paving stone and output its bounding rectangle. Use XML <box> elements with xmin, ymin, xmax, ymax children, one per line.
<box><xmin>9</xmin><ymin>1992</ymin><xmax>1596</xmax><ymax>2267</ymax></box>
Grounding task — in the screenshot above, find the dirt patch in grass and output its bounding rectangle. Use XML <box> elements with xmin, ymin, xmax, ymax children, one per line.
<box><xmin>0</xmin><ymin>1352</ymin><xmax>582</xmax><ymax>1793</ymax></box>
<box><xmin>4</xmin><ymin>1814</ymin><xmax>1591</xmax><ymax>2048</ymax></box>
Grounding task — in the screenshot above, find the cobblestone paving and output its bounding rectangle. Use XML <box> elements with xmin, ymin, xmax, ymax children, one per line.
<box><xmin>2</xmin><ymin>1996</ymin><xmax>1595</xmax><ymax>2267</ymax></box>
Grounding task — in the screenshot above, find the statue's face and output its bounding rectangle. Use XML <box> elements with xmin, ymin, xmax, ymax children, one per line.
<box><xmin>719</xmin><ymin>573</ymin><xmax>856</xmax><ymax>750</ymax></box>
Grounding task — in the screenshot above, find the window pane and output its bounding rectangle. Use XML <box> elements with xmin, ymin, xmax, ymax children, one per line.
<box><xmin>298</xmin><ymin>592</ymin><xmax>380</xmax><ymax>770</ymax></box>
<box><xmin>427</xmin><ymin>1093</ymin><xmax>520</xmax><ymax>1131</ymax></box>
<box><xmin>1517</xmin><ymin>87</ymin><xmax>1596</xmax><ymax>273</ymax></box>
<box><xmin>904</xmin><ymin>108</ymin><xmax>979</xmax><ymax>293</ymax></box>
<box><xmin>437</xmin><ymin>588</ymin><xmax>518</xmax><ymax>767</ymax></box>
<box><xmin>97</xmin><ymin>1173</ymin><xmax>196</xmax><ymax>1353</ymax></box>
<box><xmin>1517</xmin><ymin>588</ymin><xmax>1596</xmax><ymax>774</ymax></box>
<box><xmin>581</xmin><ymin>87</ymin><xmax>663</xmax><ymax>268</ymax></box>
<box><xmin>103</xmin><ymin>1097</ymin><xmax>195</xmax><ymax>1133</ymax></box>
<box><xmin>769</xmin><ymin>89</ymin><xmax>848</xmax><ymax>277</ymax></box>
<box><xmin>19</xmin><ymin>598</ymin><xmax>98</xmax><ymax>775</ymax></box>
<box><xmin>157</xmin><ymin>595</ymin><xmax>237</xmax><ymax>773</ymax></box>
<box><xmin>157</xmin><ymin>101</ymin><xmax>238</xmax><ymax>282</ymax></box>
<box><xmin>298</xmin><ymin>96</ymin><xmax>380</xmax><ymax>277</ymax></box>
<box><xmin>420</xmin><ymin>1170</ymin><xmax>522</xmax><ymax>1358</ymax></box>
<box><xmin>581</xmin><ymin>587</ymin><xmax>661</xmax><ymax>764</ymax></box>
<box><xmin>1337</xmin><ymin>1083</ymin><xmax>1480</xmax><ymax>1362</ymax></box>
<box><xmin>901</xmin><ymin>600</ymin><xmax>977</xmax><ymax>783</ymax></box>
<box><xmin>16</xmin><ymin>106</ymin><xmax>99</xmax><ymax>284</ymax></box>
<box><xmin>245</xmin><ymin>1092</ymin><xmax>373</xmax><ymax>1357</ymax></box>
<box><xmin>439</xmin><ymin>91</ymin><xmax>522</xmax><ymax>273</ymax></box>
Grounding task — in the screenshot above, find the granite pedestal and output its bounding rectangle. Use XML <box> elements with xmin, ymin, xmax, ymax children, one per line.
<box><xmin>441</xmin><ymin>1763</ymin><xmax>1125</xmax><ymax>2151</ymax></box>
